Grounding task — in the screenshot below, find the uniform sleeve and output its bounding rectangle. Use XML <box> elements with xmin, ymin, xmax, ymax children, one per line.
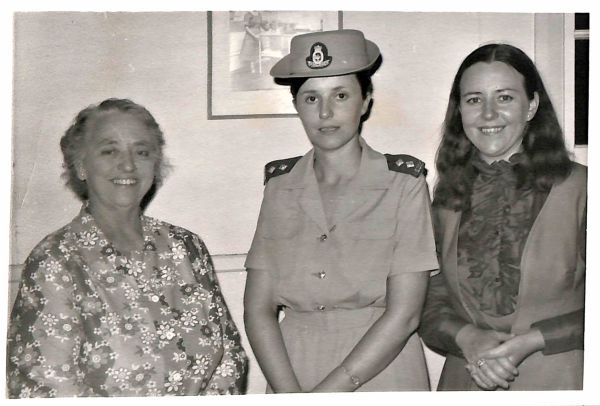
<box><xmin>7</xmin><ymin>241</ymin><xmax>85</xmax><ymax>398</ymax></box>
<box><xmin>390</xmin><ymin>174</ymin><xmax>439</xmax><ymax>276</ymax></box>
<box><xmin>244</xmin><ymin>181</ymin><xmax>276</xmax><ymax>273</ymax></box>
<box><xmin>186</xmin><ymin>234</ymin><xmax>248</xmax><ymax>394</ymax></box>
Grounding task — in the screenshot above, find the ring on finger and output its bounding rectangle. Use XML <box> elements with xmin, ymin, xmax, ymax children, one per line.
<box><xmin>476</xmin><ymin>359</ymin><xmax>487</xmax><ymax>368</ymax></box>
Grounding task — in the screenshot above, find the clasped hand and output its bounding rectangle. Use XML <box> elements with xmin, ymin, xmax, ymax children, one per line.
<box><xmin>456</xmin><ymin>325</ymin><xmax>544</xmax><ymax>390</ymax></box>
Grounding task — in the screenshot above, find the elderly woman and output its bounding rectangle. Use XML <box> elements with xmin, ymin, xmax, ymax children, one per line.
<box><xmin>244</xmin><ymin>30</ymin><xmax>438</xmax><ymax>393</ymax></box>
<box><xmin>419</xmin><ymin>44</ymin><xmax>585</xmax><ymax>390</ymax></box>
<box><xmin>7</xmin><ymin>98</ymin><xmax>247</xmax><ymax>397</ymax></box>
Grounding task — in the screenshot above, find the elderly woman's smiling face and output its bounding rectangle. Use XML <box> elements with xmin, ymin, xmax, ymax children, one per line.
<box><xmin>77</xmin><ymin>111</ymin><xmax>159</xmax><ymax>212</ymax></box>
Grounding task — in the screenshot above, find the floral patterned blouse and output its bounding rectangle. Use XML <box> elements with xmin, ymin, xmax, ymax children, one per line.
<box><xmin>457</xmin><ymin>154</ymin><xmax>548</xmax><ymax>327</ymax></box>
<box><xmin>7</xmin><ymin>206</ymin><xmax>247</xmax><ymax>398</ymax></box>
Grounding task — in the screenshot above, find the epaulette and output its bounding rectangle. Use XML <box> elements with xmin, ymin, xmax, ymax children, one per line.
<box><xmin>384</xmin><ymin>154</ymin><xmax>427</xmax><ymax>177</ymax></box>
<box><xmin>264</xmin><ymin>156</ymin><xmax>302</xmax><ymax>185</ymax></box>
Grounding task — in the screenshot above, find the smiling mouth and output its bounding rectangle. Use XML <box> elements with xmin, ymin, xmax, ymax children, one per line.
<box><xmin>319</xmin><ymin>126</ymin><xmax>340</xmax><ymax>133</ymax></box>
<box><xmin>112</xmin><ymin>178</ymin><xmax>138</xmax><ymax>185</ymax></box>
<box><xmin>480</xmin><ymin>126</ymin><xmax>505</xmax><ymax>135</ymax></box>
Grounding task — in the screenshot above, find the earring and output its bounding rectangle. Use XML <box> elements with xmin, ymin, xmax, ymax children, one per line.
<box><xmin>78</xmin><ymin>169</ymin><xmax>86</xmax><ymax>181</ymax></box>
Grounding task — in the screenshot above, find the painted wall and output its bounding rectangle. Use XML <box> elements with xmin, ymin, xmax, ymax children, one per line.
<box><xmin>10</xmin><ymin>11</ymin><xmax>578</xmax><ymax>393</ymax></box>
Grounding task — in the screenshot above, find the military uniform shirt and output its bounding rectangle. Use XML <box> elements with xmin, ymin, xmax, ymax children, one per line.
<box><xmin>245</xmin><ymin>137</ymin><xmax>438</xmax><ymax>312</ymax></box>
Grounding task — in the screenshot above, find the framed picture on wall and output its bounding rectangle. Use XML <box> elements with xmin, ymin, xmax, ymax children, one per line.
<box><xmin>207</xmin><ymin>10</ymin><xmax>343</xmax><ymax>119</ymax></box>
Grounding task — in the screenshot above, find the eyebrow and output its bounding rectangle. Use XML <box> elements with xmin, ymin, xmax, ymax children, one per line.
<box><xmin>299</xmin><ymin>86</ymin><xmax>347</xmax><ymax>95</ymax></box>
<box><xmin>461</xmin><ymin>88</ymin><xmax>519</xmax><ymax>97</ymax></box>
<box><xmin>92</xmin><ymin>138</ymin><xmax>154</xmax><ymax>147</ymax></box>
<box><xmin>92</xmin><ymin>138</ymin><xmax>117</xmax><ymax>146</ymax></box>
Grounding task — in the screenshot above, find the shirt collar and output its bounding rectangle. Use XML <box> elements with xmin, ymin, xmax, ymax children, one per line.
<box><xmin>282</xmin><ymin>136</ymin><xmax>394</xmax><ymax>190</ymax></box>
<box><xmin>72</xmin><ymin>203</ymin><xmax>158</xmax><ymax>254</ymax></box>
<box><xmin>472</xmin><ymin>152</ymin><xmax>524</xmax><ymax>175</ymax></box>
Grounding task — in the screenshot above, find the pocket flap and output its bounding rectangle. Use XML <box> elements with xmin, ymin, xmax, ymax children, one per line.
<box><xmin>262</xmin><ymin>216</ymin><xmax>301</xmax><ymax>239</ymax></box>
<box><xmin>348</xmin><ymin>218</ymin><xmax>395</xmax><ymax>239</ymax></box>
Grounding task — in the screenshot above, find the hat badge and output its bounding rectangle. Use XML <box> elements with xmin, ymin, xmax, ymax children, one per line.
<box><xmin>306</xmin><ymin>42</ymin><xmax>332</xmax><ymax>69</ymax></box>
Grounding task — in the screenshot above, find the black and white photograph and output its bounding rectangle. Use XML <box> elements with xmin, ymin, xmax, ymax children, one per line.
<box><xmin>2</xmin><ymin>1</ymin><xmax>598</xmax><ymax>404</ymax></box>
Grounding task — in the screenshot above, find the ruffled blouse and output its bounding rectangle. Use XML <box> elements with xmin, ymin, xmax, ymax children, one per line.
<box><xmin>7</xmin><ymin>206</ymin><xmax>247</xmax><ymax>397</ymax></box>
<box><xmin>457</xmin><ymin>154</ymin><xmax>547</xmax><ymax>325</ymax></box>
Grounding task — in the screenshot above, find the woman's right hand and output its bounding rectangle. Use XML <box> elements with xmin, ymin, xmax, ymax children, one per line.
<box><xmin>455</xmin><ymin>324</ymin><xmax>519</xmax><ymax>390</ymax></box>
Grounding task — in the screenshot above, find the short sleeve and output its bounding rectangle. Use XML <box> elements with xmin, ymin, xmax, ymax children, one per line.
<box><xmin>390</xmin><ymin>175</ymin><xmax>439</xmax><ymax>276</ymax></box>
<box><xmin>245</xmin><ymin>181</ymin><xmax>276</xmax><ymax>273</ymax></box>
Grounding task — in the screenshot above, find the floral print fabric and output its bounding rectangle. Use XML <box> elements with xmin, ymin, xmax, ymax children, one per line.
<box><xmin>7</xmin><ymin>206</ymin><xmax>247</xmax><ymax>397</ymax></box>
<box><xmin>457</xmin><ymin>155</ymin><xmax>544</xmax><ymax>318</ymax></box>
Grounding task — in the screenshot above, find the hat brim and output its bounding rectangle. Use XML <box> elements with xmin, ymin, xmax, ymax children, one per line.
<box><xmin>270</xmin><ymin>39</ymin><xmax>381</xmax><ymax>80</ymax></box>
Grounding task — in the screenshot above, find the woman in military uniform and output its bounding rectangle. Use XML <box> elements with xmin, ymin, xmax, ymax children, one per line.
<box><xmin>244</xmin><ymin>29</ymin><xmax>438</xmax><ymax>392</ymax></box>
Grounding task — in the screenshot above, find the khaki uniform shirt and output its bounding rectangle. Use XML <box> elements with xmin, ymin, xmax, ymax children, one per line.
<box><xmin>245</xmin><ymin>137</ymin><xmax>438</xmax><ymax>312</ymax></box>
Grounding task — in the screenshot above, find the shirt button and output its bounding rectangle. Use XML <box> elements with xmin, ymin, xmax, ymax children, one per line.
<box><xmin>317</xmin><ymin>305</ymin><xmax>326</xmax><ymax>311</ymax></box>
<box><xmin>318</xmin><ymin>270</ymin><xmax>326</xmax><ymax>279</ymax></box>
<box><xmin>503</xmin><ymin>206</ymin><xmax>511</xmax><ymax>214</ymax></box>
<box><xmin>151</xmin><ymin>295</ymin><xmax>160</xmax><ymax>302</ymax></box>
<box><xmin>319</xmin><ymin>234</ymin><xmax>328</xmax><ymax>241</ymax></box>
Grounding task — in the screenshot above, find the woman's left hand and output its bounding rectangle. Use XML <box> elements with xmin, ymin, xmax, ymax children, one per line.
<box><xmin>471</xmin><ymin>328</ymin><xmax>545</xmax><ymax>389</ymax></box>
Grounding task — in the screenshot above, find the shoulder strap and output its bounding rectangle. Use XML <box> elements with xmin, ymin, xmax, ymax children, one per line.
<box><xmin>264</xmin><ymin>156</ymin><xmax>302</xmax><ymax>185</ymax></box>
<box><xmin>384</xmin><ymin>154</ymin><xmax>427</xmax><ymax>177</ymax></box>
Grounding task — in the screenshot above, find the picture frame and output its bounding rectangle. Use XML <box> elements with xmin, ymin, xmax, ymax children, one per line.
<box><xmin>207</xmin><ymin>10</ymin><xmax>343</xmax><ymax>119</ymax></box>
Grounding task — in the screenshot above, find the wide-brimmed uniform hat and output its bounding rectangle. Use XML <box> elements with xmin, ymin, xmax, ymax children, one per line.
<box><xmin>270</xmin><ymin>29</ymin><xmax>381</xmax><ymax>80</ymax></box>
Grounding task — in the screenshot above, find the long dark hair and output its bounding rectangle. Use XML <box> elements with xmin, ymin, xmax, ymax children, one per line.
<box><xmin>434</xmin><ymin>43</ymin><xmax>572</xmax><ymax>211</ymax></box>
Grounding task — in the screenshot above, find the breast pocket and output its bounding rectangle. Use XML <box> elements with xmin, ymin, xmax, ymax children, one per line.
<box><xmin>343</xmin><ymin>218</ymin><xmax>396</xmax><ymax>304</ymax></box>
<box><xmin>347</xmin><ymin>218</ymin><xmax>396</xmax><ymax>240</ymax></box>
<box><xmin>344</xmin><ymin>218</ymin><xmax>396</xmax><ymax>274</ymax></box>
<box><xmin>262</xmin><ymin>216</ymin><xmax>302</xmax><ymax>239</ymax></box>
<box><xmin>260</xmin><ymin>216</ymin><xmax>302</xmax><ymax>288</ymax></box>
